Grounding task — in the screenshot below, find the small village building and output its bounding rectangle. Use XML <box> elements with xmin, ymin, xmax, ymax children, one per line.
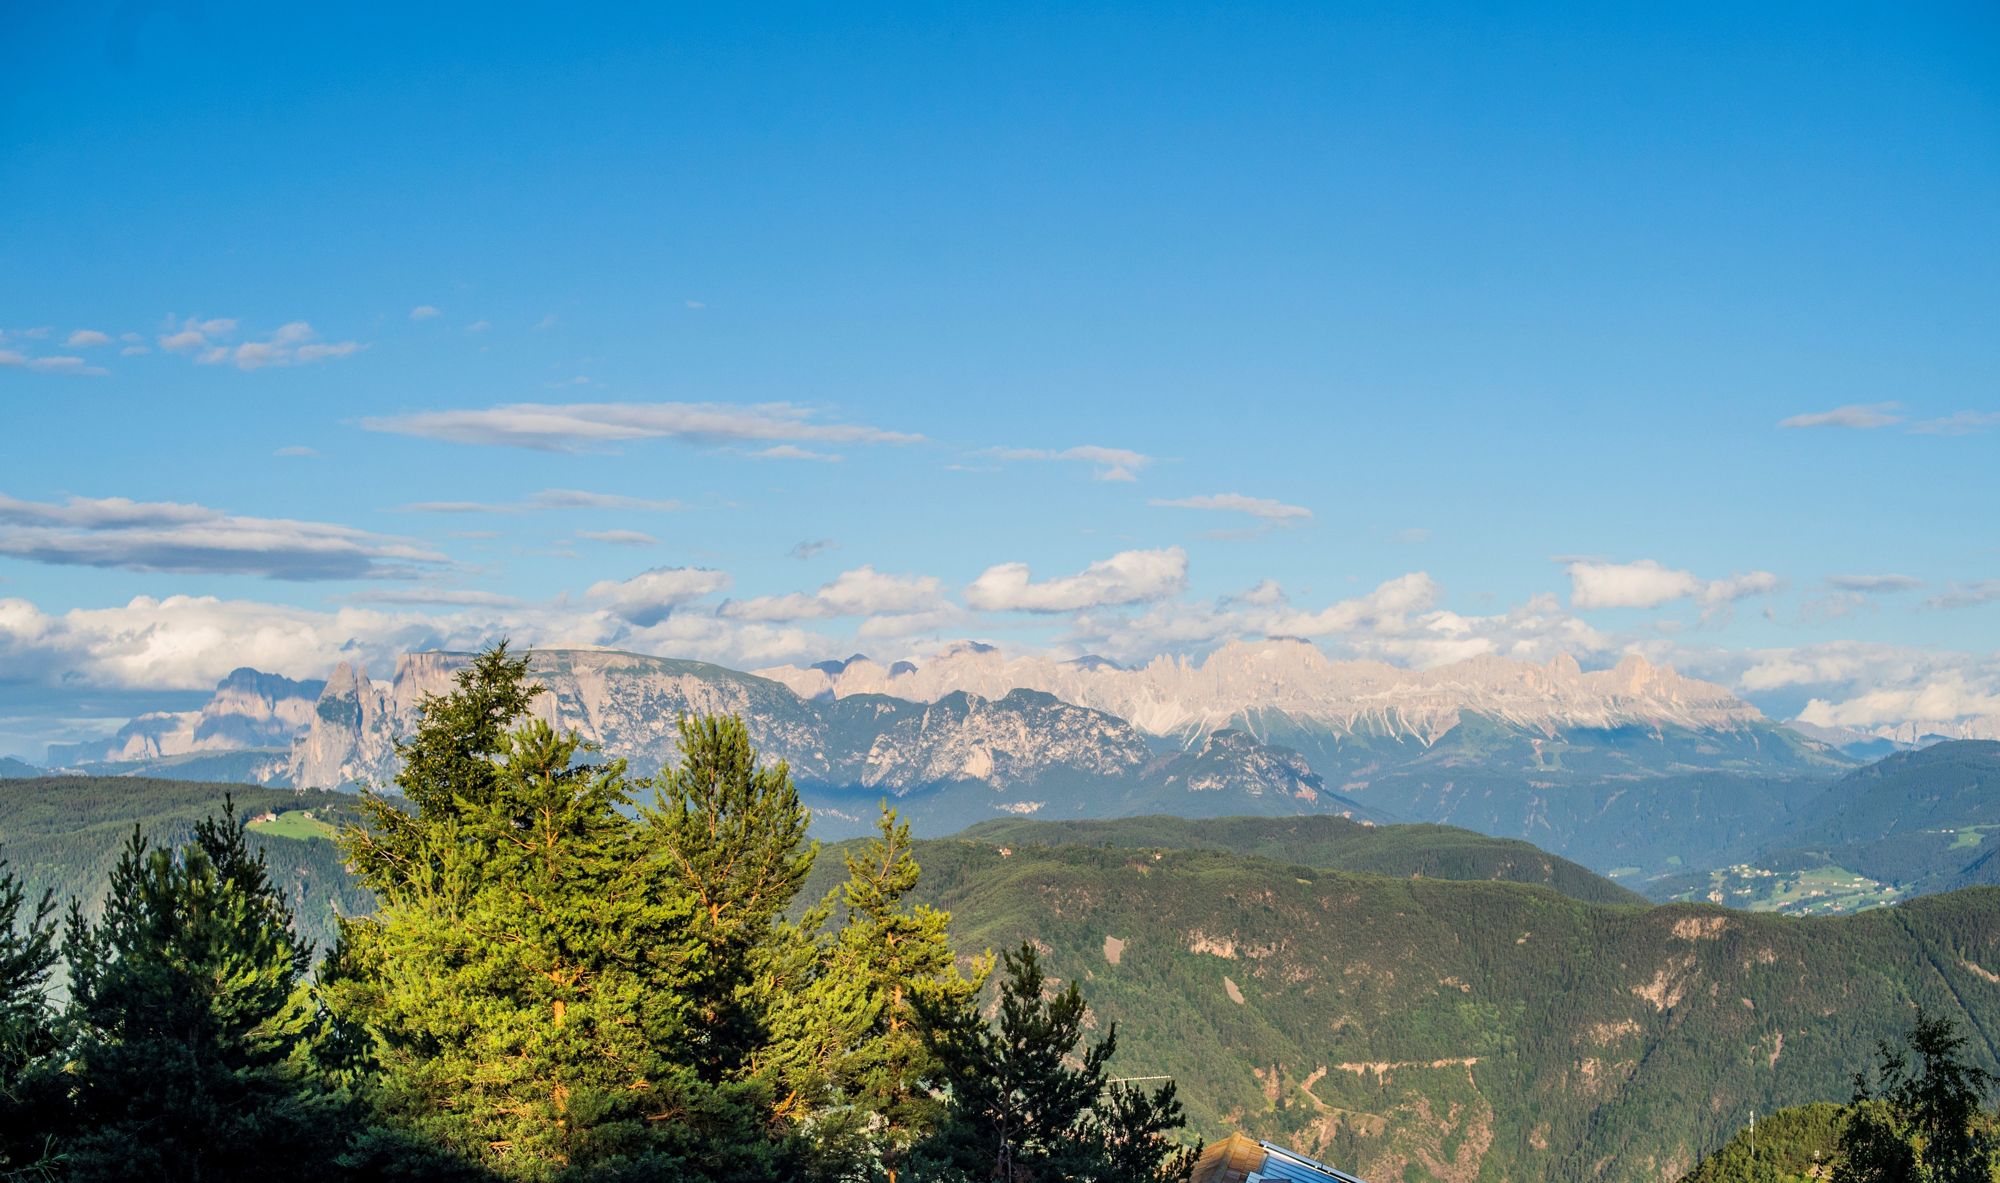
<box><xmin>1190</xmin><ymin>1133</ymin><xmax>1369</xmax><ymax>1183</ymax></box>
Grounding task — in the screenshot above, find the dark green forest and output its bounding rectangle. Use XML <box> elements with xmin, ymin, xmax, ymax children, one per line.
<box><xmin>0</xmin><ymin>776</ymin><xmax>371</xmax><ymax>960</ymax></box>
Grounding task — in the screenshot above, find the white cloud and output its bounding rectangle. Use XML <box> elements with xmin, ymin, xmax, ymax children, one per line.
<box><xmin>1778</xmin><ymin>402</ymin><xmax>1904</xmax><ymax>429</ymax></box>
<box><xmin>24</xmin><ymin>356</ymin><xmax>104</xmax><ymax>375</ymax></box>
<box><xmin>466</xmin><ymin>320</ymin><xmax>492</xmax><ymax>333</ymax></box>
<box><xmin>2</xmin><ymin>349</ymin><xmax>104</xmax><ymax>375</ymax></box>
<box><xmin>1568</xmin><ymin>560</ymin><xmax>1702</xmax><ymax>609</ymax></box>
<box><xmin>157</xmin><ymin>317</ymin><xmax>238</xmax><ymax>355</ymax></box>
<box><xmin>789</xmin><ymin>539</ymin><xmax>838</xmax><ymax>560</ymax></box>
<box><xmin>0</xmin><ymin>589</ymin><xmax>824</xmax><ymax>702</ymax></box>
<box><xmin>753</xmin><ymin>444</ymin><xmax>843</xmax><ymax>462</ymax></box>
<box><xmin>410</xmin><ymin>305</ymin><xmax>442</xmax><ymax>321</ymax></box>
<box><xmin>1064</xmin><ymin>578</ymin><xmax>1611</xmax><ymax>671</ymax></box>
<box><xmin>1909</xmin><ymin>411</ymin><xmax>2000</xmax><ymax>436</ymax></box>
<box><xmin>345</xmin><ymin>588</ymin><xmax>522</xmax><ymax>608</ymax></box>
<box><xmin>577</xmin><ymin>529</ymin><xmax>659</xmax><ymax>547</ymax></box>
<box><xmin>585</xmin><ymin>567</ymin><xmax>732</xmax><ymax>626</ymax></box>
<box><xmin>1567</xmin><ymin>559</ymin><xmax>1779</xmax><ymax>613</ymax></box>
<box><xmin>1827</xmin><ymin>573</ymin><xmax>1922</xmax><ymax>592</ymax></box>
<box><xmin>1724</xmin><ymin>642</ymin><xmax>2000</xmax><ymax>737</ymax></box>
<box><xmin>65</xmin><ymin>330</ymin><xmax>111</xmax><ymax>348</ymax></box>
<box><xmin>400</xmin><ymin>489</ymin><xmax>685</xmax><ymax>514</ymax></box>
<box><xmin>0</xmin><ymin>492</ymin><xmax>443</xmax><ymax>581</ymax></box>
<box><xmin>1927</xmin><ymin>582</ymin><xmax>2000</xmax><ymax>611</ymax></box>
<box><xmin>1266</xmin><ymin>572</ymin><xmax>1441</xmax><ymax>635</ymax></box>
<box><xmin>987</xmin><ymin>445</ymin><xmax>1153</xmax><ymax>482</ymax></box>
<box><xmin>1150</xmin><ymin>492</ymin><xmax>1311</xmax><ymax>524</ymax></box>
<box><xmin>363</xmin><ymin>401</ymin><xmax>922</xmax><ymax>453</ymax></box>
<box><xmin>160</xmin><ymin>317</ymin><xmax>363</xmax><ymax>370</ymax></box>
<box><xmin>967</xmin><ymin>547</ymin><xmax>1187</xmax><ymax>613</ymax></box>
<box><xmin>725</xmin><ymin>566</ymin><xmax>948</xmax><ymax>622</ymax></box>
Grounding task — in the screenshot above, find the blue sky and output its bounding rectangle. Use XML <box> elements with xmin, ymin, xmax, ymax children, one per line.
<box><xmin>1</xmin><ymin>2</ymin><xmax>1996</xmax><ymax>756</ymax></box>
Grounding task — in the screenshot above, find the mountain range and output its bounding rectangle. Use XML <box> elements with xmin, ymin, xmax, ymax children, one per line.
<box><xmin>45</xmin><ymin>667</ymin><xmax>325</xmax><ymax>784</ymax></box>
<box><xmin>281</xmin><ymin>648</ymin><xmax>1370</xmax><ymax>835</ymax></box>
<box><xmin>758</xmin><ymin>640</ymin><xmax>1764</xmax><ymax>743</ymax></box>
<box><xmin>48</xmin><ymin>641</ymin><xmax>1975</xmax><ymax>887</ymax></box>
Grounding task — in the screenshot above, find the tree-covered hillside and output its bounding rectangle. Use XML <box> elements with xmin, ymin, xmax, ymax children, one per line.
<box><xmin>814</xmin><ymin>836</ymin><xmax>2000</xmax><ymax>1182</ymax></box>
<box><xmin>953</xmin><ymin>814</ymin><xmax>1644</xmax><ymax>905</ymax></box>
<box><xmin>0</xmin><ymin>776</ymin><xmax>371</xmax><ymax>958</ymax></box>
<box><xmin>1658</xmin><ymin>741</ymin><xmax>2000</xmax><ymax>914</ymax></box>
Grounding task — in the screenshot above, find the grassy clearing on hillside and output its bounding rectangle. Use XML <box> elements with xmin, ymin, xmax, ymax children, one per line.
<box><xmin>1948</xmin><ymin>824</ymin><xmax>1996</xmax><ymax>850</ymax></box>
<box><xmin>247</xmin><ymin>810</ymin><xmax>338</xmax><ymax>841</ymax></box>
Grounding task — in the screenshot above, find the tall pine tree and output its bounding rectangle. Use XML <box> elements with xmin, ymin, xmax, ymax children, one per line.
<box><xmin>833</xmin><ymin>807</ymin><xmax>985</xmax><ymax>1182</ymax></box>
<box><xmin>640</xmin><ymin>714</ymin><xmax>817</xmax><ymax>1084</ymax></box>
<box><xmin>0</xmin><ymin>857</ymin><xmax>60</xmax><ymax>1180</ymax></box>
<box><xmin>916</xmin><ymin>941</ymin><xmax>1197</xmax><ymax>1183</ymax></box>
<box><xmin>331</xmin><ymin>653</ymin><xmax>772</xmax><ymax>1180</ymax></box>
<box><xmin>59</xmin><ymin>805</ymin><xmax>338</xmax><ymax>1182</ymax></box>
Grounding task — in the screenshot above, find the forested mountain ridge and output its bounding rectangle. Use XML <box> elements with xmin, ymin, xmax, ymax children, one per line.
<box><xmin>800</xmin><ymin>835</ymin><xmax>2000</xmax><ymax>1182</ymax></box>
<box><xmin>952</xmin><ymin>814</ymin><xmax>1645</xmax><ymax>905</ymax></box>
<box><xmin>0</xmin><ymin>776</ymin><xmax>370</xmax><ymax>958</ymax></box>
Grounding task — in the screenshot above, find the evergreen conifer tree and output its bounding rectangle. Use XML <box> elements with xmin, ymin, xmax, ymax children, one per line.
<box><xmin>916</xmin><ymin>941</ymin><xmax>1197</xmax><ymax>1183</ymax></box>
<box><xmin>58</xmin><ymin>805</ymin><xmax>336</xmax><ymax>1182</ymax></box>
<box><xmin>833</xmin><ymin>807</ymin><xmax>985</xmax><ymax>1182</ymax></box>
<box><xmin>1836</xmin><ymin>1008</ymin><xmax>2000</xmax><ymax>1183</ymax></box>
<box><xmin>0</xmin><ymin>858</ymin><xmax>60</xmax><ymax>1180</ymax></box>
<box><xmin>640</xmin><ymin>714</ymin><xmax>816</xmax><ymax>1082</ymax></box>
<box><xmin>332</xmin><ymin>653</ymin><xmax>775</xmax><ymax>1180</ymax></box>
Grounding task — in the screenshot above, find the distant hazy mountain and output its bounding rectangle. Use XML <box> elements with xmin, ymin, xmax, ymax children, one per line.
<box><xmin>285</xmin><ymin>649</ymin><xmax>1377</xmax><ymax>835</ymax></box>
<box><xmin>760</xmin><ymin>639</ymin><xmax>1766</xmax><ymax>742</ymax></box>
<box><xmin>0</xmin><ymin>756</ymin><xmax>42</xmax><ymax>778</ymax></box>
<box><xmin>47</xmin><ymin>667</ymin><xmax>324</xmax><ymax>769</ymax></box>
<box><xmin>1784</xmin><ymin>719</ymin><xmax>1913</xmax><ymax>761</ymax></box>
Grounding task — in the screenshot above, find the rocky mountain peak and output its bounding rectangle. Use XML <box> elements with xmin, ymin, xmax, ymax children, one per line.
<box><xmin>756</xmin><ymin>640</ymin><xmax>1762</xmax><ymax>743</ymax></box>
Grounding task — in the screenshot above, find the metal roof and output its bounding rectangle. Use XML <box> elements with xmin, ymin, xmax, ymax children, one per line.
<box><xmin>1254</xmin><ymin>1140</ymin><xmax>1369</xmax><ymax>1183</ymax></box>
<box><xmin>1189</xmin><ymin>1133</ymin><xmax>1369</xmax><ymax>1183</ymax></box>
